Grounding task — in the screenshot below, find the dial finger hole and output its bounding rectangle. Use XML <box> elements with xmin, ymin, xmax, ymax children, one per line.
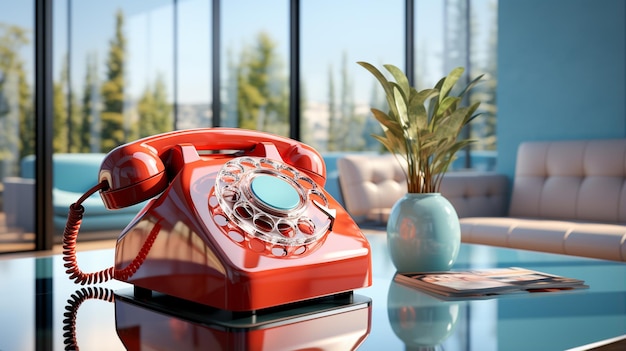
<box><xmin>234</xmin><ymin>203</ymin><xmax>254</xmax><ymax>219</ymax></box>
<box><xmin>278</xmin><ymin>166</ymin><xmax>297</xmax><ymax>179</ymax></box>
<box><xmin>297</xmin><ymin>175</ymin><xmax>315</xmax><ymax>190</ymax></box>
<box><xmin>297</xmin><ymin>217</ymin><xmax>315</xmax><ymax>235</ymax></box>
<box><xmin>259</xmin><ymin>158</ymin><xmax>277</xmax><ymax>169</ymax></box>
<box><xmin>239</xmin><ymin>157</ymin><xmax>260</xmax><ymax>169</ymax></box>
<box><xmin>223</xmin><ymin>162</ymin><xmax>244</xmax><ymax>174</ymax></box>
<box><xmin>308</xmin><ymin>189</ymin><xmax>328</xmax><ymax>207</ymax></box>
<box><xmin>277</xmin><ymin>221</ymin><xmax>296</xmax><ymax>238</ymax></box>
<box><xmin>214</xmin><ymin>214</ymin><xmax>228</xmax><ymax>227</ymax></box>
<box><xmin>294</xmin><ymin>246</ymin><xmax>307</xmax><ymax>255</ymax></box>
<box><xmin>254</xmin><ymin>214</ymin><xmax>274</xmax><ymax>233</ymax></box>
<box><xmin>228</xmin><ymin>230</ymin><xmax>244</xmax><ymax>243</ymax></box>
<box><xmin>222</xmin><ymin>186</ymin><xmax>240</xmax><ymax>202</ymax></box>
<box><xmin>220</xmin><ymin>171</ymin><xmax>239</xmax><ymax>184</ymax></box>
<box><xmin>208</xmin><ymin>195</ymin><xmax>219</xmax><ymax>207</ymax></box>
<box><xmin>271</xmin><ymin>246</ymin><xmax>288</xmax><ymax>257</ymax></box>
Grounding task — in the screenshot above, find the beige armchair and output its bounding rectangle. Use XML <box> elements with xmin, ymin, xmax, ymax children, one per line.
<box><xmin>337</xmin><ymin>154</ymin><xmax>508</xmax><ymax>224</ymax></box>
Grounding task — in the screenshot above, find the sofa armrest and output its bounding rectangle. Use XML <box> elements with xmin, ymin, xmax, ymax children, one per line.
<box><xmin>3</xmin><ymin>177</ymin><xmax>35</xmax><ymax>232</ymax></box>
<box><xmin>441</xmin><ymin>171</ymin><xmax>509</xmax><ymax>218</ymax></box>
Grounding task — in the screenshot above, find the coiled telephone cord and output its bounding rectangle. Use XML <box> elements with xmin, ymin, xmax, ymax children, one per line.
<box><xmin>62</xmin><ymin>286</ymin><xmax>115</xmax><ymax>350</ymax></box>
<box><xmin>62</xmin><ymin>181</ymin><xmax>161</xmax><ymax>284</ymax></box>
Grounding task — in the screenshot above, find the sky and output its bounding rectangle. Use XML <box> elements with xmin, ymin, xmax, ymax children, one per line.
<box><xmin>1</xmin><ymin>0</ymin><xmax>495</xmax><ymax>105</ymax></box>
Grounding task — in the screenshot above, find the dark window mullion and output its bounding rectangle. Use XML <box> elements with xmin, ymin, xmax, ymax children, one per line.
<box><xmin>405</xmin><ymin>0</ymin><xmax>415</xmax><ymax>86</ymax></box>
<box><xmin>211</xmin><ymin>0</ymin><xmax>220</xmax><ymax>127</ymax></box>
<box><xmin>35</xmin><ymin>0</ymin><xmax>54</xmax><ymax>251</ymax></box>
<box><xmin>289</xmin><ymin>0</ymin><xmax>300</xmax><ymax>141</ymax></box>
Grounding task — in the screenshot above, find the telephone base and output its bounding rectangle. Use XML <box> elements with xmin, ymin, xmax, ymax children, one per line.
<box><xmin>133</xmin><ymin>285</ymin><xmax>152</xmax><ymax>299</ymax></box>
<box><xmin>114</xmin><ymin>287</ymin><xmax>372</xmax><ymax>350</ymax></box>
<box><xmin>112</xmin><ymin>135</ymin><xmax>372</xmax><ymax>311</ymax></box>
<box><xmin>125</xmin><ymin>286</ymin><xmax>361</xmax><ymax>319</ymax></box>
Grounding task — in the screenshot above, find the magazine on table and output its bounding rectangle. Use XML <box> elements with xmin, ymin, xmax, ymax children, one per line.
<box><xmin>394</xmin><ymin>267</ymin><xmax>588</xmax><ymax>299</ymax></box>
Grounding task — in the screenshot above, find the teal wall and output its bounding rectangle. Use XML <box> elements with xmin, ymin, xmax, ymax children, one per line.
<box><xmin>497</xmin><ymin>0</ymin><xmax>626</xmax><ymax>179</ymax></box>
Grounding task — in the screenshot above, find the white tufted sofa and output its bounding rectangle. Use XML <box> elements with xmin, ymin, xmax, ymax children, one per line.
<box><xmin>461</xmin><ymin>139</ymin><xmax>626</xmax><ymax>262</ymax></box>
<box><xmin>336</xmin><ymin>154</ymin><xmax>509</xmax><ymax>223</ymax></box>
<box><xmin>338</xmin><ymin>140</ymin><xmax>626</xmax><ymax>262</ymax></box>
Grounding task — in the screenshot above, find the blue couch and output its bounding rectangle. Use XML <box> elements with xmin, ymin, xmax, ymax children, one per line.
<box><xmin>20</xmin><ymin>153</ymin><xmax>146</xmax><ymax>233</ymax></box>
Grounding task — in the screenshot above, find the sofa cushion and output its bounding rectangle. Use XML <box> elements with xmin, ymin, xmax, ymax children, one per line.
<box><xmin>337</xmin><ymin>154</ymin><xmax>406</xmax><ymax>222</ymax></box>
<box><xmin>440</xmin><ymin>172</ymin><xmax>509</xmax><ymax>218</ymax></box>
<box><xmin>461</xmin><ymin>217</ymin><xmax>626</xmax><ymax>261</ymax></box>
<box><xmin>509</xmin><ymin>139</ymin><xmax>626</xmax><ymax>222</ymax></box>
<box><xmin>55</xmin><ymin>153</ymin><xmax>106</xmax><ymax>193</ymax></box>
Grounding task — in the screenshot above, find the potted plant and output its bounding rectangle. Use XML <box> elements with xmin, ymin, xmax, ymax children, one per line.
<box><xmin>358</xmin><ymin>61</ymin><xmax>483</xmax><ymax>272</ymax></box>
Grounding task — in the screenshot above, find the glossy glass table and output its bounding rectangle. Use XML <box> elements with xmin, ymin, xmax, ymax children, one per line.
<box><xmin>1</xmin><ymin>233</ymin><xmax>625</xmax><ymax>351</ymax></box>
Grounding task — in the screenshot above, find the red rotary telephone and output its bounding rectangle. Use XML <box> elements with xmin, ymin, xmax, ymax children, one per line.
<box><xmin>63</xmin><ymin>128</ymin><xmax>372</xmax><ymax>311</ymax></box>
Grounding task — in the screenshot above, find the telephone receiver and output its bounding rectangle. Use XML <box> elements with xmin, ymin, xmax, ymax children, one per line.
<box><xmin>97</xmin><ymin>127</ymin><xmax>328</xmax><ymax>210</ymax></box>
<box><xmin>63</xmin><ymin>127</ymin><xmax>372</xmax><ymax>312</ymax></box>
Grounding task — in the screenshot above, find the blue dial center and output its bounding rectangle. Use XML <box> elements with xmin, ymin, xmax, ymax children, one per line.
<box><xmin>251</xmin><ymin>175</ymin><xmax>300</xmax><ymax>211</ymax></box>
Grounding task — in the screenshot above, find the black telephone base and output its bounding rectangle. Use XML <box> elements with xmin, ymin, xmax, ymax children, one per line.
<box><xmin>133</xmin><ymin>285</ymin><xmax>153</xmax><ymax>300</ymax></box>
<box><xmin>115</xmin><ymin>287</ymin><xmax>371</xmax><ymax>331</ymax></box>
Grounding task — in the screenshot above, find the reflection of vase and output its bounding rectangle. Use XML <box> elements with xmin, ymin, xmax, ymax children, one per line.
<box><xmin>387</xmin><ymin>193</ymin><xmax>460</xmax><ymax>273</ymax></box>
<box><xmin>387</xmin><ymin>281</ymin><xmax>461</xmax><ymax>350</ymax></box>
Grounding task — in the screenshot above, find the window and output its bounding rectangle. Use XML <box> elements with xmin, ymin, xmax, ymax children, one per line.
<box><xmin>221</xmin><ymin>0</ymin><xmax>289</xmax><ymax>136</ymax></box>
<box><xmin>415</xmin><ymin>0</ymin><xmax>498</xmax><ymax>170</ymax></box>
<box><xmin>177</xmin><ymin>0</ymin><xmax>212</xmax><ymax>130</ymax></box>
<box><xmin>0</xmin><ymin>0</ymin><xmax>498</xmax><ymax>253</ymax></box>
<box><xmin>0</xmin><ymin>1</ymin><xmax>36</xmax><ymax>252</ymax></box>
<box><xmin>300</xmin><ymin>0</ymin><xmax>404</xmax><ymax>153</ymax></box>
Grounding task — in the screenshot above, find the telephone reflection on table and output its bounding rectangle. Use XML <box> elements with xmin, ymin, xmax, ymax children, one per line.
<box><xmin>62</xmin><ymin>127</ymin><xmax>373</xmax><ymax>312</ymax></box>
<box><xmin>61</xmin><ymin>286</ymin><xmax>372</xmax><ymax>351</ymax></box>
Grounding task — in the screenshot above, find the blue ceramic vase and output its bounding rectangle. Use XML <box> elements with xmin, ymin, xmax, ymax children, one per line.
<box><xmin>387</xmin><ymin>280</ymin><xmax>460</xmax><ymax>348</ymax></box>
<box><xmin>387</xmin><ymin>193</ymin><xmax>460</xmax><ymax>273</ymax></box>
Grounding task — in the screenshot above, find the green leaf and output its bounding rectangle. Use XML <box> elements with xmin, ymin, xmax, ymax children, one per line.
<box><xmin>414</xmin><ymin>88</ymin><xmax>439</xmax><ymax>105</ymax></box>
<box><xmin>392</xmin><ymin>85</ymin><xmax>408</xmax><ymax>126</ymax></box>
<box><xmin>371</xmin><ymin>108</ymin><xmax>403</xmax><ymax>136</ymax></box>
<box><xmin>435</xmin><ymin>96</ymin><xmax>460</xmax><ymax>121</ymax></box>
<box><xmin>358</xmin><ymin>61</ymin><xmax>484</xmax><ymax>193</ymax></box>
<box><xmin>384</xmin><ymin>64</ymin><xmax>410</xmax><ymax>98</ymax></box>
<box><xmin>439</xmin><ymin>67</ymin><xmax>464</xmax><ymax>102</ymax></box>
<box><xmin>407</xmin><ymin>90</ymin><xmax>428</xmax><ymax>130</ymax></box>
<box><xmin>462</xmin><ymin>102</ymin><xmax>482</xmax><ymax>125</ymax></box>
<box><xmin>458</xmin><ymin>74</ymin><xmax>484</xmax><ymax>99</ymax></box>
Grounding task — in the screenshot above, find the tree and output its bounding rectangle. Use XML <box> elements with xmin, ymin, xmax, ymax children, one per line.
<box><xmin>326</xmin><ymin>52</ymin><xmax>366</xmax><ymax>152</ymax></box>
<box><xmin>100</xmin><ymin>9</ymin><xmax>126</xmax><ymax>152</ymax></box>
<box><xmin>339</xmin><ymin>53</ymin><xmax>364</xmax><ymax>151</ymax></box>
<box><xmin>79</xmin><ymin>53</ymin><xmax>98</xmax><ymax>153</ymax></box>
<box><xmin>0</xmin><ymin>24</ymin><xmax>33</xmax><ymax>177</ymax></box>
<box><xmin>364</xmin><ymin>75</ymin><xmax>385</xmax><ymax>152</ymax></box>
<box><xmin>52</xmin><ymin>59</ymin><xmax>68</xmax><ymax>152</ymax></box>
<box><xmin>326</xmin><ymin>64</ymin><xmax>338</xmax><ymax>151</ymax></box>
<box><xmin>16</xmin><ymin>54</ymin><xmax>34</xmax><ymax>159</ymax></box>
<box><xmin>135</xmin><ymin>73</ymin><xmax>172</xmax><ymax>138</ymax></box>
<box><xmin>235</xmin><ymin>45</ymin><xmax>265</xmax><ymax>130</ymax></box>
<box><xmin>233</xmin><ymin>31</ymin><xmax>289</xmax><ymax>136</ymax></box>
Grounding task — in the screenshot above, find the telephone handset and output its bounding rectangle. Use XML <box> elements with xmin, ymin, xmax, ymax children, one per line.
<box><xmin>63</xmin><ymin>127</ymin><xmax>372</xmax><ymax>312</ymax></box>
<box><xmin>97</xmin><ymin>127</ymin><xmax>327</xmax><ymax>209</ymax></box>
